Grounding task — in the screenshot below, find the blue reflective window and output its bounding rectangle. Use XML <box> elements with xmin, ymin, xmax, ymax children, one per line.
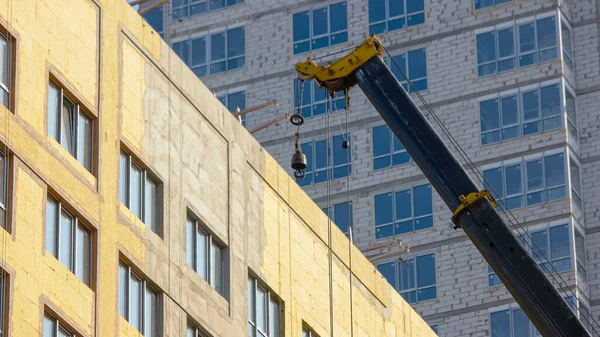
<box><xmin>491</xmin><ymin>308</ymin><xmax>539</xmax><ymax>337</ymax></box>
<box><xmin>299</xmin><ymin>134</ymin><xmax>351</xmax><ymax>186</ymax></box>
<box><xmin>477</xmin><ymin>16</ymin><xmax>558</xmax><ymax>77</ymax></box>
<box><xmin>430</xmin><ymin>325</ymin><xmax>439</xmax><ymax>335</ymax></box>
<box><xmin>480</xmin><ymin>83</ymin><xmax>562</xmax><ymax>145</ymax></box>
<box><xmin>293</xmin><ymin>2</ymin><xmax>348</xmax><ymax>54</ymax></box>
<box><xmin>368</xmin><ymin>0</ymin><xmax>425</xmax><ymax>35</ymax></box>
<box><xmin>484</xmin><ymin>152</ymin><xmax>566</xmax><ymax>210</ymax></box>
<box><xmin>562</xmin><ymin>22</ymin><xmax>574</xmax><ymax>75</ymax></box>
<box><xmin>385</xmin><ymin>48</ymin><xmax>428</xmax><ymax>93</ymax></box>
<box><xmin>322</xmin><ymin>201</ymin><xmax>353</xmax><ymax>235</ymax></box>
<box><xmin>374</xmin><ymin>184</ymin><xmax>432</xmax><ymax>239</ymax></box>
<box><xmin>488</xmin><ymin>265</ymin><xmax>502</xmax><ymax>287</ymax></box>
<box><xmin>377</xmin><ymin>253</ymin><xmax>436</xmax><ymax>304</ymax></box>
<box><xmin>372</xmin><ymin>125</ymin><xmax>411</xmax><ymax>170</ymax></box>
<box><xmin>172</xmin><ymin>0</ymin><xmax>243</xmax><ymax>20</ymax></box>
<box><xmin>293</xmin><ymin>80</ymin><xmax>345</xmax><ymax>119</ymax></box>
<box><xmin>172</xmin><ymin>27</ymin><xmax>244</xmax><ymax>77</ymax></box>
<box><xmin>474</xmin><ymin>0</ymin><xmax>514</xmax><ymax>10</ymax></box>
<box><xmin>217</xmin><ymin>90</ymin><xmax>246</xmax><ymax>127</ymax></box>
<box><xmin>142</xmin><ymin>6</ymin><xmax>164</xmax><ymax>38</ymax></box>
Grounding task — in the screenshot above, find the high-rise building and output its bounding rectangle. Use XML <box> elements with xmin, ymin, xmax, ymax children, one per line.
<box><xmin>0</xmin><ymin>0</ymin><xmax>436</xmax><ymax>336</ymax></box>
<box><xmin>139</xmin><ymin>0</ymin><xmax>600</xmax><ymax>336</ymax></box>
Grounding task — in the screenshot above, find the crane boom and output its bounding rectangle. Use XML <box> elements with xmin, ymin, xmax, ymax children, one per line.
<box><xmin>296</xmin><ymin>36</ymin><xmax>591</xmax><ymax>337</ymax></box>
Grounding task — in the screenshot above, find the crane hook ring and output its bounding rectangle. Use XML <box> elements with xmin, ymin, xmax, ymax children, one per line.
<box><xmin>290</xmin><ymin>114</ymin><xmax>304</xmax><ymax>126</ymax></box>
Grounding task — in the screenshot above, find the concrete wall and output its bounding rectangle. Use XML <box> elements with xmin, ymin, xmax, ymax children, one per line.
<box><xmin>0</xmin><ymin>0</ymin><xmax>437</xmax><ymax>336</ymax></box>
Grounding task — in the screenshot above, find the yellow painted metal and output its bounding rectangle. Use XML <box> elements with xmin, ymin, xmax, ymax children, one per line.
<box><xmin>452</xmin><ymin>190</ymin><xmax>499</xmax><ymax>220</ymax></box>
<box><xmin>295</xmin><ymin>35</ymin><xmax>384</xmax><ymax>92</ymax></box>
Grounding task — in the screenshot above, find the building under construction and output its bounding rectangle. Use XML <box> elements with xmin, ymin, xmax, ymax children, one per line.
<box><xmin>0</xmin><ymin>0</ymin><xmax>437</xmax><ymax>336</ymax></box>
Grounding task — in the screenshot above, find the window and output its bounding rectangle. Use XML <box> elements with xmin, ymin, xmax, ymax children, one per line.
<box><xmin>368</xmin><ymin>0</ymin><xmax>425</xmax><ymax>35</ymax></box>
<box><xmin>187</xmin><ymin>324</ymin><xmax>209</xmax><ymax>337</ymax></box>
<box><xmin>321</xmin><ymin>201</ymin><xmax>353</xmax><ymax>234</ymax></box>
<box><xmin>474</xmin><ymin>0</ymin><xmax>513</xmax><ymax>10</ymax></box>
<box><xmin>186</xmin><ymin>214</ymin><xmax>225</xmax><ymax>295</ymax></box>
<box><xmin>479</xmin><ymin>82</ymin><xmax>564</xmax><ymax>145</ymax></box>
<box><xmin>565</xmin><ymin>89</ymin><xmax>577</xmax><ymax>142</ymax></box>
<box><xmin>477</xmin><ymin>15</ymin><xmax>558</xmax><ymax>77</ymax></box>
<box><xmin>0</xmin><ymin>274</ymin><xmax>7</xmax><ymax>337</ymax></box>
<box><xmin>561</xmin><ymin>20</ymin><xmax>573</xmax><ymax>73</ymax></box>
<box><xmin>489</xmin><ymin>222</ymin><xmax>572</xmax><ymax>287</ymax></box>
<box><xmin>47</xmin><ymin>81</ymin><xmax>94</xmax><ymax>173</ymax></box>
<box><xmin>118</xmin><ymin>263</ymin><xmax>160</xmax><ymax>337</ymax></box>
<box><xmin>302</xmin><ymin>326</ymin><xmax>318</xmax><ymax>337</ymax></box>
<box><xmin>430</xmin><ymin>325</ymin><xmax>439</xmax><ymax>335</ymax></box>
<box><xmin>0</xmin><ymin>151</ymin><xmax>9</xmax><ymax>231</ymax></box>
<box><xmin>248</xmin><ymin>276</ymin><xmax>281</xmax><ymax>337</ymax></box>
<box><xmin>43</xmin><ymin>313</ymin><xmax>77</xmax><ymax>337</ymax></box>
<box><xmin>483</xmin><ymin>151</ymin><xmax>566</xmax><ymax>210</ymax></box>
<box><xmin>374</xmin><ymin>184</ymin><xmax>432</xmax><ymax>239</ymax></box>
<box><xmin>569</xmin><ymin>156</ymin><xmax>582</xmax><ymax>211</ymax></box>
<box><xmin>172</xmin><ymin>0</ymin><xmax>244</xmax><ymax>19</ymax></box>
<box><xmin>142</xmin><ymin>6</ymin><xmax>164</xmax><ymax>38</ymax></box>
<box><xmin>574</xmin><ymin>230</ymin><xmax>586</xmax><ymax>282</ymax></box>
<box><xmin>372</xmin><ymin>125</ymin><xmax>411</xmax><ymax>170</ymax></box>
<box><xmin>377</xmin><ymin>253</ymin><xmax>436</xmax><ymax>304</ymax></box>
<box><xmin>0</xmin><ymin>30</ymin><xmax>13</xmax><ymax>110</ymax></box>
<box><xmin>173</xmin><ymin>26</ymin><xmax>245</xmax><ymax>78</ymax></box>
<box><xmin>119</xmin><ymin>150</ymin><xmax>161</xmax><ymax>234</ymax></box>
<box><xmin>292</xmin><ymin>2</ymin><xmax>348</xmax><ymax>54</ymax></box>
<box><xmin>384</xmin><ymin>48</ymin><xmax>427</xmax><ymax>93</ymax></box>
<box><xmin>490</xmin><ymin>307</ymin><xmax>539</xmax><ymax>337</ymax></box>
<box><xmin>298</xmin><ymin>134</ymin><xmax>351</xmax><ymax>187</ymax></box>
<box><xmin>488</xmin><ymin>265</ymin><xmax>502</xmax><ymax>287</ymax></box>
<box><xmin>217</xmin><ymin>90</ymin><xmax>246</xmax><ymax>127</ymax></box>
<box><xmin>45</xmin><ymin>196</ymin><xmax>92</xmax><ymax>287</ymax></box>
<box><xmin>293</xmin><ymin>79</ymin><xmax>345</xmax><ymax>119</ymax></box>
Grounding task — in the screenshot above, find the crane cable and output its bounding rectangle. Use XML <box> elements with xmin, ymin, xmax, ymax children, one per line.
<box><xmin>383</xmin><ymin>45</ymin><xmax>600</xmax><ymax>336</ymax></box>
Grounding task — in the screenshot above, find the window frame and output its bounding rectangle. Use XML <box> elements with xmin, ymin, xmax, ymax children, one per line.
<box><xmin>476</xmin><ymin>13</ymin><xmax>559</xmax><ymax>77</ymax></box>
<box><xmin>371</xmin><ymin>124</ymin><xmax>411</xmax><ymax>170</ymax></box>
<box><xmin>482</xmin><ymin>150</ymin><xmax>568</xmax><ymax>210</ymax></box>
<box><xmin>474</xmin><ymin>0</ymin><xmax>515</xmax><ymax>11</ymax></box>
<box><xmin>42</xmin><ymin>309</ymin><xmax>82</xmax><ymax>337</ymax></box>
<box><xmin>247</xmin><ymin>275</ymin><xmax>282</xmax><ymax>337</ymax></box>
<box><xmin>299</xmin><ymin>133</ymin><xmax>352</xmax><ymax>186</ymax></box>
<box><xmin>479</xmin><ymin>80</ymin><xmax>567</xmax><ymax>146</ymax></box>
<box><xmin>0</xmin><ymin>26</ymin><xmax>15</xmax><ymax>112</ymax></box>
<box><xmin>118</xmin><ymin>261</ymin><xmax>161</xmax><ymax>337</ymax></box>
<box><xmin>0</xmin><ymin>150</ymin><xmax>11</xmax><ymax>232</ymax></box>
<box><xmin>568</xmin><ymin>154</ymin><xmax>582</xmax><ymax>212</ymax></box>
<box><xmin>186</xmin><ymin>213</ymin><xmax>226</xmax><ymax>296</ymax></box>
<box><xmin>171</xmin><ymin>0</ymin><xmax>244</xmax><ymax>20</ymax></box>
<box><xmin>564</xmin><ymin>83</ymin><xmax>578</xmax><ymax>143</ymax></box>
<box><xmin>142</xmin><ymin>5</ymin><xmax>165</xmax><ymax>38</ymax></box>
<box><xmin>302</xmin><ymin>325</ymin><xmax>319</xmax><ymax>337</ymax></box>
<box><xmin>45</xmin><ymin>195</ymin><xmax>94</xmax><ymax>288</ymax></box>
<box><xmin>292</xmin><ymin>2</ymin><xmax>348</xmax><ymax>55</ymax></box>
<box><xmin>489</xmin><ymin>305</ymin><xmax>538</xmax><ymax>337</ymax></box>
<box><xmin>377</xmin><ymin>253</ymin><xmax>437</xmax><ymax>304</ymax></box>
<box><xmin>0</xmin><ymin>271</ymin><xmax>9</xmax><ymax>337</ymax></box>
<box><xmin>383</xmin><ymin>48</ymin><xmax>428</xmax><ymax>93</ymax></box>
<box><xmin>293</xmin><ymin>79</ymin><xmax>345</xmax><ymax>119</ymax></box>
<box><xmin>119</xmin><ymin>149</ymin><xmax>162</xmax><ymax>236</ymax></box>
<box><xmin>216</xmin><ymin>89</ymin><xmax>246</xmax><ymax>127</ymax></box>
<box><xmin>373</xmin><ymin>184</ymin><xmax>433</xmax><ymax>239</ymax></box>
<box><xmin>47</xmin><ymin>78</ymin><xmax>96</xmax><ymax>174</ymax></box>
<box><xmin>171</xmin><ymin>26</ymin><xmax>246</xmax><ymax>78</ymax></box>
<box><xmin>186</xmin><ymin>323</ymin><xmax>210</xmax><ymax>337</ymax></box>
<box><xmin>321</xmin><ymin>200</ymin><xmax>353</xmax><ymax>235</ymax></box>
<box><xmin>368</xmin><ymin>0</ymin><xmax>426</xmax><ymax>36</ymax></box>
<box><xmin>560</xmin><ymin>17</ymin><xmax>574</xmax><ymax>73</ymax></box>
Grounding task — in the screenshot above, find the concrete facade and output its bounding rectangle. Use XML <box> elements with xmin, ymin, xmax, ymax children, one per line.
<box><xmin>142</xmin><ymin>0</ymin><xmax>600</xmax><ymax>335</ymax></box>
<box><xmin>0</xmin><ymin>0</ymin><xmax>437</xmax><ymax>336</ymax></box>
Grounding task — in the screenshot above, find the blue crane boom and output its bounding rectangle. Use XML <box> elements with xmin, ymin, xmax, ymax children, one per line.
<box><xmin>295</xmin><ymin>36</ymin><xmax>591</xmax><ymax>337</ymax></box>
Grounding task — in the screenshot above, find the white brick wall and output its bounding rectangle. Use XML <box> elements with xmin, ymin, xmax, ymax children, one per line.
<box><xmin>158</xmin><ymin>0</ymin><xmax>600</xmax><ymax>334</ymax></box>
